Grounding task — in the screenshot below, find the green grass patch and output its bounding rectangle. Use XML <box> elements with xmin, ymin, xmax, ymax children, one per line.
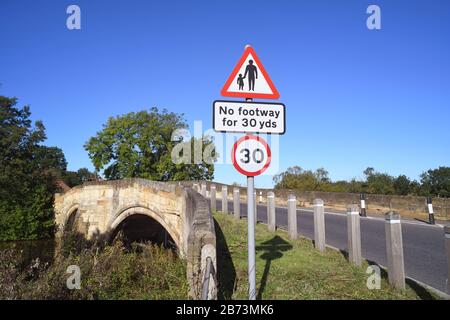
<box><xmin>214</xmin><ymin>212</ymin><xmax>438</xmax><ymax>300</ymax></box>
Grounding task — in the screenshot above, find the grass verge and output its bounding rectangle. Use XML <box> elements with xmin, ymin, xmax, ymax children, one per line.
<box><xmin>214</xmin><ymin>212</ymin><xmax>438</xmax><ymax>300</ymax></box>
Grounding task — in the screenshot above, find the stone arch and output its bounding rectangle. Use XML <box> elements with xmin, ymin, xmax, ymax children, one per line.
<box><xmin>109</xmin><ymin>206</ymin><xmax>181</xmax><ymax>251</ymax></box>
<box><xmin>62</xmin><ymin>204</ymin><xmax>84</xmax><ymax>233</ymax></box>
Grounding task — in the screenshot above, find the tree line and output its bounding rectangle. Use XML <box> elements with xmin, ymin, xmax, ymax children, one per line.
<box><xmin>0</xmin><ymin>95</ymin><xmax>214</xmax><ymax>240</ymax></box>
<box><xmin>273</xmin><ymin>166</ymin><xmax>450</xmax><ymax>198</ymax></box>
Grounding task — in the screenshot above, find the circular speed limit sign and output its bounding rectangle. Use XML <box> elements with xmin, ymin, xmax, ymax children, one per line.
<box><xmin>231</xmin><ymin>135</ymin><xmax>271</xmax><ymax>177</ymax></box>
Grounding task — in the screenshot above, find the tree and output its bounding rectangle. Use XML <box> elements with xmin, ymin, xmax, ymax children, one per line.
<box><xmin>62</xmin><ymin>168</ymin><xmax>96</xmax><ymax>188</ymax></box>
<box><xmin>273</xmin><ymin>165</ymin><xmax>450</xmax><ymax>197</ymax></box>
<box><xmin>35</xmin><ymin>145</ymin><xmax>67</xmax><ymax>178</ymax></box>
<box><xmin>76</xmin><ymin>168</ymin><xmax>96</xmax><ymax>182</ymax></box>
<box><xmin>0</xmin><ymin>96</ymin><xmax>60</xmax><ymax>240</ymax></box>
<box><xmin>366</xmin><ymin>173</ymin><xmax>395</xmax><ymax>195</ymax></box>
<box><xmin>393</xmin><ymin>175</ymin><xmax>411</xmax><ymax>196</ymax></box>
<box><xmin>420</xmin><ymin>167</ymin><xmax>450</xmax><ymax>197</ymax></box>
<box><xmin>314</xmin><ymin>168</ymin><xmax>330</xmax><ymax>183</ymax></box>
<box><xmin>84</xmin><ymin>108</ymin><xmax>216</xmax><ymax>181</ymax></box>
<box><xmin>362</xmin><ymin>167</ymin><xmax>395</xmax><ymax>195</ymax></box>
<box><xmin>363</xmin><ymin>167</ymin><xmax>375</xmax><ymax>178</ymax></box>
<box><xmin>273</xmin><ymin>166</ymin><xmax>323</xmax><ymax>191</ymax></box>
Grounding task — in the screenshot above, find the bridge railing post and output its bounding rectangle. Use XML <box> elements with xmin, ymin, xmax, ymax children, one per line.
<box><xmin>445</xmin><ymin>226</ymin><xmax>450</xmax><ymax>294</ymax></box>
<box><xmin>210</xmin><ymin>184</ymin><xmax>216</xmax><ymax>213</ymax></box>
<box><xmin>221</xmin><ymin>186</ymin><xmax>228</xmax><ymax>214</ymax></box>
<box><xmin>313</xmin><ymin>199</ymin><xmax>326</xmax><ymax>252</ymax></box>
<box><xmin>347</xmin><ymin>204</ymin><xmax>362</xmax><ymax>266</ymax></box>
<box><xmin>385</xmin><ymin>211</ymin><xmax>405</xmax><ymax>290</ymax></box>
<box><xmin>233</xmin><ymin>187</ymin><xmax>240</xmax><ymax>219</ymax></box>
<box><xmin>267</xmin><ymin>191</ymin><xmax>276</xmax><ymax>232</ymax></box>
<box><xmin>201</xmin><ymin>183</ymin><xmax>206</xmax><ymax>197</ymax></box>
<box><xmin>288</xmin><ymin>194</ymin><xmax>297</xmax><ymax>240</ymax></box>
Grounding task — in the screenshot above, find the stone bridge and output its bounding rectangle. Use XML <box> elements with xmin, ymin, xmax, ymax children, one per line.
<box><xmin>54</xmin><ymin>178</ymin><xmax>217</xmax><ymax>299</ymax></box>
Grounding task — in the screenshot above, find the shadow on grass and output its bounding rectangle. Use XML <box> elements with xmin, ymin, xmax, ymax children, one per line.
<box><xmin>214</xmin><ymin>218</ymin><xmax>237</xmax><ymax>300</ymax></box>
<box><xmin>256</xmin><ymin>236</ymin><xmax>292</xmax><ymax>300</ymax></box>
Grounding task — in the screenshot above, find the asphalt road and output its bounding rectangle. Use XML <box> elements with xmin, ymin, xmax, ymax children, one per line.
<box><xmin>215</xmin><ymin>199</ymin><xmax>449</xmax><ymax>293</ymax></box>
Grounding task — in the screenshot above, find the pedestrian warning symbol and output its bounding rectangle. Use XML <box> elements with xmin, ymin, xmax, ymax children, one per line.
<box><xmin>221</xmin><ymin>46</ymin><xmax>280</xmax><ymax>100</ymax></box>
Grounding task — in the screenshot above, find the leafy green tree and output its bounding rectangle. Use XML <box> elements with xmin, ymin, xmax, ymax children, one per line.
<box><xmin>0</xmin><ymin>96</ymin><xmax>59</xmax><ymax>240</ymax></box>
<box><xmin>76</xmin><ymin>168</ymin><xmax>96</xmax><ymax>182</ymax></box>
<box><xmin>84</xmin><ymin>108</ymin><xmax>216</xmax><ymax>181</ymax></box>
<box><xmin>363</xmin><ymin>167</ymin><xmax>375</xmax><ymax>178</ymax></box>
<box><xmin>35</xmin><ymin>145</ymin><xmax>68</xmax><ymax>178</ymax></box>
<box><xmin>420</xmin><ymin>167</ymin><xmax>450</xmax><ymax>197</ymax></box>
<box><xmin>314</xmin><ymin>168</ymin><xmax>330</xmax><ymax>183</ymax></box>
<box><xmin>363</xmin><ymin>167</ymin><xmax>395</xmax><ymax>195</ymax></box>
<box><xmin>409</xmin><ymin>180</ymin><xmax>421</xmax><ymax>196</ymax></box>
<box><xmin>273</xmin><ymin>166</ymin><xmax>327</xmax><ymax>191</ymax></box>
<box><xmin>62</xmin><ymin>168</ymin><xmax>96</xmax><ymax>188</ymax></box>
<box><xmin>273</xmin><ymin>165</ymin><xmax>449</xmax><ymax>197</ymax></box>
<box><xmin>393</xmin><ymin>175</ymin><xmax>411</xmax><ymax>196</ymax></box>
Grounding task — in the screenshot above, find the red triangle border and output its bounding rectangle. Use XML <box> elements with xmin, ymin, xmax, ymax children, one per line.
<box><xmin>221</xmin><ymin>46</ymin><xmax>280</xmax><ymax>100</ymax></box>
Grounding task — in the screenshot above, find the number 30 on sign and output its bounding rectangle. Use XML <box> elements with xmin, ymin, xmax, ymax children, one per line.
<box><xmin>231</xmin><ymin>135</ymin><xmax>272</xmax><ymax>177</ymax></box>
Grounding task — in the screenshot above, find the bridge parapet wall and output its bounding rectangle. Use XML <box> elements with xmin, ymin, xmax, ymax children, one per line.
<box><xmin>54</xmin><ymin>178</ymin><xmax>217</xmax><ymax>299</ymax></box>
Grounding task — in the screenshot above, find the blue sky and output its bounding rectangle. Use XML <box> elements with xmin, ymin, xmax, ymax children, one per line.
<box><xmin>1</xmin><ymin>0</ymin><xmax>449</xmax><ymax>188</ymax></box>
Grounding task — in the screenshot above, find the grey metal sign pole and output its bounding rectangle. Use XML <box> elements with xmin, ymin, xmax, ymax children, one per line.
<box><xmin>245</xmin><ymin>95</ymin><xmax>257</xmax><ymax>300</ymax></box>
<box><xmin>247</xmin><ymin>176</ymin><xmax>256</xmax><ymax>300</ymax></box>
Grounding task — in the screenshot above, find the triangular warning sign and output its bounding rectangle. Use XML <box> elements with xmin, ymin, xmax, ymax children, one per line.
<box><xmin>221</xmin><ymin>46</ymin><xmax>280</xmax><ymax>99</ymax></box>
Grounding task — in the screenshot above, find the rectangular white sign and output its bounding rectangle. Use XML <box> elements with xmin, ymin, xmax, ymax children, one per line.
<box><xmin>213</xmin><ymin>100</ymin><xmax>286</xmax><ymax>134</ymax></box>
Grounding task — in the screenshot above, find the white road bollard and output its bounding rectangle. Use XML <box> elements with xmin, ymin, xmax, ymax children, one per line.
<box><xmin>313</xmin><ymin>199</ymin><xmax>326</xmax><ymax>252</ymax></box>
<box><xmin>288</xmin><ymin>194</ymin><xmax>297</xmax><ymax>240</ymax></box>
<box><xmin>210</xmin><ymin>184</ymin><xmax>216</xmax><ymax>213</ymax></box>
<box><xmin>233</xmin><ymin>188</ymin><xmax>240</xmax><ymax>219</ymax></box>
<box><xmin>347</xmin><ymin>204</ymin><xmax>362</xmax><ymax>266</ymax></box>
<box><xmin>222</xmin><ymin>185</ymin><xmax>228</xmax><ymax>213</ymax></box>
<box><xmin>267</xmin><ymin>192</ymin><xmax>276</xmax><ymax>232</ymax></box>
<box><xmin>385</xmin><ymin>212</ymin><xmax>405</xmax><ymax>290</ymax></box>
<box><xmin>360</xmin><ymin>193</ymin><xmax>367</xmax><ymax>217</ymax></box>
<box><xmin>427</xmin><ymin>196</ymin><xmax>435</xmax><ymax>225</ymax></box>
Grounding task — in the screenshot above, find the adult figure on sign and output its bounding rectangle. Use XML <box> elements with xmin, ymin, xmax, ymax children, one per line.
<box><xmin>243</xmin><ymin>60</ymin><xmax>258</xmax><ymax>91</ymax></box>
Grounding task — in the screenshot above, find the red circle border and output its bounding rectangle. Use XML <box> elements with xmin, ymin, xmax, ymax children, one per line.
<box><xmin>231</xmin><ymin>135</ymin><xmax>272</xmax><ymax>177</ymax></box>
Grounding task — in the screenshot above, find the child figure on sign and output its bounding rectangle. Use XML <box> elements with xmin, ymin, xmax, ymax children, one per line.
<box><xmin>237</xmin><ymin>74</ymin><xmax>245</xmax><ymax>90</ymax></box>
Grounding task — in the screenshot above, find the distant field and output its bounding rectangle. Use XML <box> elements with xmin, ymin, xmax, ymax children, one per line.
<box><xmin>214</xmin><ymin>212</ymin><xmax>439</xmax><ymax>300</ymax></box>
